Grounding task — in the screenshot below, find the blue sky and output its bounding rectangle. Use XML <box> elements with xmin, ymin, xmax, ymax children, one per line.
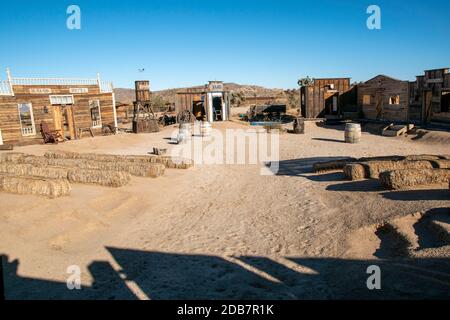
<box><xmin>0</xmin><ymin>0</ymin><xmax>448</xmax><ymax>90</ymax></box>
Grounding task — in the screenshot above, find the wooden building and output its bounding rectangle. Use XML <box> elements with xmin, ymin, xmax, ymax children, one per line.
<box><xmin>357</xmin><ymin>75</ymin><xmax>411</xmax><ymax>122</ymax></box>
<box><xmin>175</xmin><ymin>81</ymin><xmax>231</xmax><ymax>122</ymax></box>
<box><xmin>300</xmin><ymin>78</ymin><xmax>356</xmax><ymax>118</ymax></box>
<box><xmin>0</xmin><ymin>69</ymin><xmax>116</xmax><ymax>146</ymax></box>
<box><xmin>415</xmin><ymin>68</ymin><xmax>450</xmax><ymax>124</ymax></box>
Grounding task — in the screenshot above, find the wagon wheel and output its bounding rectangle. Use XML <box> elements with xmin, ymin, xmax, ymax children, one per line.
<box><xmin>158</xmin><ymin>115</ymin><xmax>169</xmax><ymax>127</ymax></box>
<box><xmin>177</xmin><ymin>110</ymin><xmax>194</xmax><ymax>124</ymax></box>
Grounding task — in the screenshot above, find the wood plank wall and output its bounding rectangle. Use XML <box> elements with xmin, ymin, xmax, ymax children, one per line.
<box><xmin>0</xmin><ymin>84</ymin><xmax>114</xmax><ymax>145</ymax></box>
<box><xmin>302</xmin><ymin>78</ymin><xmax>352</xmax><ymax>118</ymax></box>
<box><xmin>357</xmin><ymin>75</ymin><xmax>409</xmax><ymax>122</ymax></box>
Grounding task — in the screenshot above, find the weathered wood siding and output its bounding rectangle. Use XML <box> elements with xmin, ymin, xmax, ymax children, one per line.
<box><xmin>357</xmin><ymin>75</ymin><xmax>409</xmax><ymax>122</ymax></box>
<box><xmin>301</xmin><ymin>78</ymin><xmax>353</xmax><ymax>118</ymax></box>
<box><xmin>0</xmin><ymin>84</ymin><xmax>114</xmax><ymax>145</ymax></box>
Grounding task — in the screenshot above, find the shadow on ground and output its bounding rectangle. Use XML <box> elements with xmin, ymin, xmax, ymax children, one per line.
<box><xmin>2</xmin><ymin>247</ymin><xmax>450</xmax><ymax>300</ymax></box>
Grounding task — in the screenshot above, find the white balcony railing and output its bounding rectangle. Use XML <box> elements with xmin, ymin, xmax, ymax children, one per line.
<box><xmin>0</xmin><ymin>80</ymin><xmax>13</xmax><ymax>96</ymax></box>
<box><xmin>1</xmin><ymin>70</ymin><xmax>115</xmax><ymax>95</ymax></box>
<box><xmin>99</xmin><ymin>81</ymin><xmax>113</xmax><ymax>93</ymax></box>
<box><xmin>11</xmin><ymin>77</ymin><xmax>98</xmax><ymax>86</ymax></box>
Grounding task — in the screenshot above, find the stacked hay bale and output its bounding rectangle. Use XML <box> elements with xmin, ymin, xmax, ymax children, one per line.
<box><xmin>313</xmin><ymin>158</ymin><xmax>357</xmax><ymax>173</ymax></box>
<box><xmin>0</xmin><ymin>162</ymin><xmax>130</xmax><ymax>188</ymax></box>
<box><xmin>310</xmin><ymin>153</ymin><xmax>450</xmax><ymax>190</ymax></box>
<box><xmin>66</xmin><ymin>169</ymin><xmax>130</xmax><ymax>187</ymax></box>
<box><xmin>0</xmin><ymin>163</ymin><xmax>68</xmax><ymax>179</ymax></box>
<box><xmin>380</xmin><ymin>169</ymin><xmax>450</xmax><ymax>190</ymax></box>
<box><xmin>0</xmin><ymin>153</ymin><xmax>25</xmax><ymax>163</ymax></box>
<box><xmin>343</xmin><ymin>163</ymin><xmax>367</xmax><ymax>181</ymax></box>
<box><xmin>24</xmin><ymin>156</ymin><xmax>164</xmax><ymax>178</ymax></box>
<box><xmin>313</xmin><ymin>156</ymin><xmax>407</xmax><ymax>173</ymax></box>
<box><xmin>0</xmin><ymin>175</ymin><xmax>70</xmax><ymax>198</ymax></box>
<box><xmin>343</xmin><ymin>160</ymin><xmax>434</xmax><ymax>180</ymax></box>
<box><xmin>364</xmin><ymin>160</ymin><xmax>434</xmax><ymax>179</ymax></box>
<box><xmin>44</xmin><ymin>151</ymin><xmax>193</xmax><ymax>169</ymax></box>
<box><xmin>429</xmin><ymin>159</ymin><xmax>450</xmax><ymax>169</ymax></box>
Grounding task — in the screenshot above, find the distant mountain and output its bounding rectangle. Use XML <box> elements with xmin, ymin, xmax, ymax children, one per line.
<box><xmin>114</xmin><ymin>83</ymin><xmax>295</xmax><ymax>105</ymax></box>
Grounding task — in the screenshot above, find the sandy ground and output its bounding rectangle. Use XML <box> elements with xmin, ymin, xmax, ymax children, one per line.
<box><xmin>1</xmin><ymin>121</ymin><xmax>450</xmax><ymax>299</ymax></box>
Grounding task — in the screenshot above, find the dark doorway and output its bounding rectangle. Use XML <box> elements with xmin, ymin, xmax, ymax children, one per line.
<box><xmin>325</xmin><ymin>94</ymin><xmax>339</xmax><ymax>115</ymax></box>
<box><xmin>213</xmin><ymin>97</ymin><xmax>223</xmax><ymax>121</ymax></box>
<box><xmin>192</xmin><ymin>100</ymin><xmax>205</xmax><ymax>121</ymax></box>
<box><xmin>441</xmin><ymin>92</ymin><xmax>450</xmax><ymax>113</ymax></box>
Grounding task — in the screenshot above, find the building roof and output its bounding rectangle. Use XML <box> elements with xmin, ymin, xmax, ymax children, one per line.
<box><xmin>364</xmin><ymin>74</ymin><xmax>405</xmax><ymax>83</ymax></box>
<box><xmin>424</xmin><ymin>67</ymin><xmax>449</xmax><ymax>73</ymax></box>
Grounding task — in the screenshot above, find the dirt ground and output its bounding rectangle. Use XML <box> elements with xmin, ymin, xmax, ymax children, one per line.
<box><xmin>1</xmin><ymin>120</ymin><xmax>449</xmax><ymax>299</ymax></box>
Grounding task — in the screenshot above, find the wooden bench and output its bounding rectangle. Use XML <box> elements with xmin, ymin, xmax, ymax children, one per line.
<box><xmin>78</xmin><ymin>127</ymin><xmax>95</xmax><ymax>138</ymax></box>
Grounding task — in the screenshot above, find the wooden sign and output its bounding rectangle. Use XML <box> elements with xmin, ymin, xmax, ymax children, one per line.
<box><xmin>70</xmin><ymin>88</ymin><xmax>88</xmax><ymax>93</ymax></box>
<box><xmin>29</xmin><ymin>88</ymin><xmax>52</xmax><ymax>94</ymax></box>
<box><xmin>208</xmin><ymin>82</ymin><xmax>224</xmax><ymax>92</ymax></box>
<box><xmin>426</xmin><ymin>78</ymin><xmax>443</xmax><ymax>84</ymax></box>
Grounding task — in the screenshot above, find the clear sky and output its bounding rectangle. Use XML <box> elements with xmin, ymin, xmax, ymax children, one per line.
<box><xmin>0</xmin><ymin>0</ymin><xmax>449</xmax><ymax>90</ymax></box>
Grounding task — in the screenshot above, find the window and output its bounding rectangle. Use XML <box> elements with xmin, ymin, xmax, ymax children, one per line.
<box><xmin>363</xmin><ymin>95</ymin><xmax>371</xmax><ymax>105</ymax></box>
<box><xmin>89</xmin><ymin>100</ymin><xmax>102</xmax><ymax>127</ymax></box>
<box><xmin>50</xmin><ymin>95</ymin><xmax>74</xmax><ymax>105</ymax></box>
<box><xmin>389</xmin><ymin>95</ymin><xmax>400</xmax><ymax>105</ymax></box>
<box><xmin>18</xmin><ymin>103</ymin><xmax>36</xmax><ymax>136</ymax></box>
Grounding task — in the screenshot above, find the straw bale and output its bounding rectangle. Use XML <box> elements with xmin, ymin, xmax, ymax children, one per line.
<box><xmin>0</xmin><ymin>175</ymin><xmax>70</xmax><ymax>198</ymax></box>
<box><xmin>380</xmin><ymin>169</ymin><xmax>450</xmax><ymax>190</ymax></box>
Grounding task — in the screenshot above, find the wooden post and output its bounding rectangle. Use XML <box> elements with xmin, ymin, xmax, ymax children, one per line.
<box><xmin>6</xmin><ymin>67</ymin><xmax>14</xmax><ymax>96</ymax></box>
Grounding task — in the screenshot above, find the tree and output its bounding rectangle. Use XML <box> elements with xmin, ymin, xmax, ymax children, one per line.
<box><xmin>297</xmin><ymin>77</ymin><xmax>314</xmax><ymax>87</ymax></box>
<box><xmin>230</xmin><ymin>91</ymin><xmax>246</xmax><ymax>108</ymax></box>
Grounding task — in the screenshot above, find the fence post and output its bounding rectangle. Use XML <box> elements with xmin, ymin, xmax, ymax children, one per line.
<box><xmin>6</xmin><ymin>67</ymin><xmax>14</xmax><ymax>96</ymax></box>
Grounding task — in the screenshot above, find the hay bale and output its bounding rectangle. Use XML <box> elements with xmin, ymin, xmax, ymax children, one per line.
<box><xmin>0</xmin><ymin>175</ymin><xmax>70</xmax><ymax>198</ymax></box>
<box><xmin>380</xmin><ymin>169</ymin><xmax>450</xmax><ymax>190</ymax></box>
<box><xmin>430</xmin><ymin>160</ymin><xmax>450</xmax><ymax>169</ymax></box>
<box><xmin>343</xmin><ymin>163</ymin><xmax>368</xmax><ymax>180</ymax></box>
<box><xmin>0</xmin><ymin>152</ymin><xmax>25</xmax><ymax>163</ymax></box>
<box><xmin>156</xmin><ymin>156</ymin><xmax>193</xmax><ymax>169</ymax></box>
<box><xmin>358</xmin><ymin>155</ymin><xmax>406</xmax><ymax>162</ymax></box>
<box><xmin>0</xmin><ymin>163</ymin><xmax>68</xmax><ymax>179</ymax></box>
<box><xmin>67</xmin><ymin>169</ymin><xmax>130</xmax><ymax>187</ymax></box>
<box><xmin>405</xmin><ymin>154</ymin><xmax>442</xmax><ymax>161</ymax></box>
<box><xmin>44</xmin><ymin>151</ymin><xmax>192</xmax><ymax>169</ymax></box>
<box><xmin>313</xmin><ymin>158</ymin><xmax>357</xmax><ymax>173</ymax></box>
<box><xmin>25</xmin><ymin>156</ymin><xmax>165</xmax><ymax>178</ymax></box>
<box><xmin>364</xmin><ymin>160</ymin><xmax>434</xmax><ymax>179</ymax></box>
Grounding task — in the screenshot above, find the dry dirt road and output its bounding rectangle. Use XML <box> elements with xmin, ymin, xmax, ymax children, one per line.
<box><xmin>1</xmin><ymin>121</ymin><xmax>449</xmax><ymax>299</ymax></box>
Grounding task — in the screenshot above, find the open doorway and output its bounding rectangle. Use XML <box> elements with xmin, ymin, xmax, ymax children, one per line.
<box><xmin>212</xmin><ymin>96</ymin><xmax>223</xmax><ymax>121</ymax></box>
<box><xmin>53</xmin><ymin>105</ymin><xmax>75</xmax><ymax>140</ymax></box>
<box><xmin>325</xmin><ymin>94</ymin><xmax>339</xmax><ymax>115</ymax></box>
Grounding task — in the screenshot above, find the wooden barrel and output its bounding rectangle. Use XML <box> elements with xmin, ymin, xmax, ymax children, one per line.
<box><xmin>135</xmin><ymin>81</ymin><xmax>151</xmax><ymax>102</ymax></box>
<box><xmin>293</xmin><ymin>118</ymin><xmax>304</xmax><ymax>134</ymax></box>
<box><xmin>178</xmin><ymin>123</ymin><xmax>192</xmax><ymax>143</ymax></box>
<box><xmin>200</xmin><ymin>122</ymin><xmax>212</xmax><ymax>137</ymax></box>
<box><xmin>345</xmin><ymin>123</ymin><xmax>361</xmax><ymax>144</ymax></box>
